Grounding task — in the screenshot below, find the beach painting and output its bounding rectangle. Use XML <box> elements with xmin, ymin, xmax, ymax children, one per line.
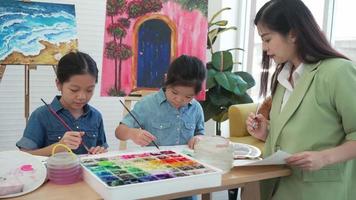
<box><xmin>0</xmin><ymin>0</ymin><xmax>77</xmax><ymax>65</ymax></box>
<box><xmin>101</xmin><ymin>0</ymin><xmax>208</xmax><ymax>99</ymax></box>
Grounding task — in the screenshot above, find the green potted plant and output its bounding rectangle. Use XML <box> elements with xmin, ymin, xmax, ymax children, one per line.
<box><xmin>200</xmin><ymin>8</ymin><xmax>255</xmax><ymax>135</ymax></box>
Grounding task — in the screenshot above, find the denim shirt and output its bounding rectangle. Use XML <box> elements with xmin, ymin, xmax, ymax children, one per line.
<box><xmin>121</xmin><ymin>89</ymin><xmax>205</xmax><ymax>146</ymax></box>
<box><xmin>16</xmin><ymin>96</ymin><xmax>108</xmax><ymax>154</ymax></box>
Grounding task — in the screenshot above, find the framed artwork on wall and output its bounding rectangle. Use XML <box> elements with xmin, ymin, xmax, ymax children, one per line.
<box><xmin>101</xmin><ymin>0</ymin><xmax>208</xmax><ymax>99</ymax></box>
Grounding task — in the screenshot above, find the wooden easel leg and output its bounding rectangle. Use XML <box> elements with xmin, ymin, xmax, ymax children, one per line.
<box><xmin>25</xmin><ymin>64</ymin><xmax>30</xmax><ymax>123</ymax></box>
<box><xmin>0</xmin><ymin>65</ymin><xmax>6</xmax><ymax>83</ymax></box>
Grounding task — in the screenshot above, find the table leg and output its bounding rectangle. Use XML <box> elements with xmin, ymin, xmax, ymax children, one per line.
<box><xmin>240</xmin><ymin>181</ymin><xmax>260</xmax><ymax>200</ymax></box>
<box><xmin>201</xmin><ymin>193</ymin><xmax>212</xmax><ymax>200</ymax></box>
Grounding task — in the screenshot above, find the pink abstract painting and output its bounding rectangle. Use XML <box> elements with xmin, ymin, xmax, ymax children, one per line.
<box><xmin>101</xmin><ymin>0</ymin><xmax>208</xmax><ymax>100</ymax></box>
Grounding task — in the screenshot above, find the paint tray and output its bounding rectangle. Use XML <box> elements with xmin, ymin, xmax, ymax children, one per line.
<box><xmin>80</xmin><ymin>150</ymin><xmax>222</xmax><ymax>200</ymax></box>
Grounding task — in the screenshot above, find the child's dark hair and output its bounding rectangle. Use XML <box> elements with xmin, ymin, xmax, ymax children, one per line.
<box><xmin>164</xmin><ymin>55</ymin><xmax>206</xmax><ymax>94</ymax></box>
<box><xmin>56</xmin><ymin>51</ymin><xmax>98</xmax><ymax>83</ymax></box>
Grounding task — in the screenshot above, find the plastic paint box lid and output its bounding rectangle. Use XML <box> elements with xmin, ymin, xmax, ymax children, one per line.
<box><xmin>47</xmin><ymin>152</ymin><xmax>79</xmax><ymax>169</ymax></box>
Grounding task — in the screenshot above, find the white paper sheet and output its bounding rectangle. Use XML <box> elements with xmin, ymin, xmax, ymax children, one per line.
<box><xmin>233</xmin><ymin>150</ymin><xmax>291</xmax><ymax>166</ymax></box>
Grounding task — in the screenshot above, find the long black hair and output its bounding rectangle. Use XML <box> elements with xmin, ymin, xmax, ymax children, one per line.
<box><xmin>56</xmin><ymin>51</ymin><xmax>98</xmax><ymax>84</ymax></box>
<box><xmin>255</xmin><ymin>0</ymin><xmax>348</xmax><ymax>96</ymax></box>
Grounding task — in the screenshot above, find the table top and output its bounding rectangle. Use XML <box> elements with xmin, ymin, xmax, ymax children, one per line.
<box><xmin>8</xmin><ymin>165</ymin><xmax>291</xmax><ymax>200</ymax></box>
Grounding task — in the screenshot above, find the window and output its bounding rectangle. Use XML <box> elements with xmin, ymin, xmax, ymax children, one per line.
<box><xmin>331</xmin><ymin>0</ymin><xmax>356</xmax><ymax>61</ymax></box>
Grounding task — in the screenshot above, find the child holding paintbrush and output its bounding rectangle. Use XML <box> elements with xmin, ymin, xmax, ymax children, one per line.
<box><xmin>115</xmin><ymin>55</ymin><xmax>206</xmax><ymax>150</ymax></box>
<box><xmin>16</xmin><ymin>51</ymin><xmax>108</xmax><ymax>156</ymax></box>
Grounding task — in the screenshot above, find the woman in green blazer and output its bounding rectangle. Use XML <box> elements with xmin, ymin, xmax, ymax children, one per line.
<box><xmin>246</xmin><ymin>0</ymin><xmax>356</xmax><ymax>199</ymax></box>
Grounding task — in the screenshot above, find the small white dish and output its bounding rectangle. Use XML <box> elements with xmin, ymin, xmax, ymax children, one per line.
<box><xmin>0</xmin><ymin>151</ymin><xmax>47</xmax><ymax>198</ymax></box>
<box><xmin>231</xmin><ymin>142</ymin><xmax>261</xmax><ymax>159</ymax></box>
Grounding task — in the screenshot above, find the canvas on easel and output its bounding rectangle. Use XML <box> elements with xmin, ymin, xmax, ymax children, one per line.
<box><xmin>0</xmin><ymin>0</ymin><xmax>78</xmax><ymax>121</ymax></box>
<box><xmin>0</xmin><ymin>0</ymin><xmax>78</xmax><ymax>65</ymax></box>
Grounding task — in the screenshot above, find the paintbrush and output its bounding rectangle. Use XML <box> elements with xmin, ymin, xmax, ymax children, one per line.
<box><xmin>119</xmin><ymin>100</ymin><xmax>160</xmax><ymax>150</ymax></box>
<box><xmin>40</xmin><ymin>98</ymin><xmax>90</xmax><ymax>152</ymax></box>
<box><xmin>252</xmin><ymin>101</ymin><xmax>261</xmax><ymax>130</ymax></box>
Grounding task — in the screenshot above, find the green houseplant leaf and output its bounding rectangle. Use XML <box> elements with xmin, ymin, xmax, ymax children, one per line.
<box><xmin>211</xmin><ymin>51</ymin><xmax>233</xmax><ymax>71</ymax></box>
<box><xmin>200</xmin><ymin>7</ymin><xmax>255</xmax><ymax>126</ymax></box>
<box><xmin>234</xmin><ymin>71</ymin><xmax>255</xmax><ymax>89</ymax></box>
<box><xmin>214</xmin><ymin>71</ymin><xmax>248</xmax><ymax>95</ymax></box>
<box><xmin>206</xmin><ymin>68</ymin><xmax>218</xmax><ymax>89</ymax></box>
<box><xmin>209</xmin><ymin>20</ymin><xmax>228</xmax><ymax>27</ymax></box>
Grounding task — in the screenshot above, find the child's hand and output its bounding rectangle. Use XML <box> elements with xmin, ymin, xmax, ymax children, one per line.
<box><xmin>60</xmin><ymin>131</ymin><xmax>84</xmax><ymax>150</ymax></box>
<box><xmin>88</xmin><ymin>146</ymin><xmax>108</xmax><ymax>154</ymax></box>
<box><xmin>188</xmin><ymin>135</ymin><xmax>203</xmax><ymax>149</ymax></box>
<box><xmin>131</xmin><ymin>129</ymin><xmax>157</xmax><ymax>146</ymax></box>
<box><xmin>246</xmin><ymin>113</ymin><xmax>268</xmax><ymax>141</ymax></box>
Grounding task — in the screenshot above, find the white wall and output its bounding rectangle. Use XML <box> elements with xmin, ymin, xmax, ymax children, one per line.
<box><xmin>0</xmin><ymin>0</ymin><xmax>230</xmax><ymax>152</ymax></box>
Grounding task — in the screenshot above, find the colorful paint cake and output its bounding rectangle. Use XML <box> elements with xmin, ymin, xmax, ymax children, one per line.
<box><xmin>81</xmin><ymin>150</ymin><xmax>222</xmax><ymax>200</ymax></box>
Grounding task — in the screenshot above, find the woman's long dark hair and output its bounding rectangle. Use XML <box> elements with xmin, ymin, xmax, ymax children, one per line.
<box><xmin>255</xmin><ymin>0</ymin><xmax>348</xmax><ymax>97</ymax></box>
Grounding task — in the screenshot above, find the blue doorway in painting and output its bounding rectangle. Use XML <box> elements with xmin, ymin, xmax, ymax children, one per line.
<box><xmin>137</xmin><ymin>19</ymin><xmax>171</xmax><ymax>88</ymax></box>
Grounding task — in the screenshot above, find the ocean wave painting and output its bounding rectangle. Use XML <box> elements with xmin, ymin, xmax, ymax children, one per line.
<box><xmin>0</xmin><ymin>0</ymin><xmax>77</xmax><ymax>65</ymax></box>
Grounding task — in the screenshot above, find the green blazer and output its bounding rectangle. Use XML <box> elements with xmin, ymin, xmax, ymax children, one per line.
<box><xmin>262</xmin><ymin>58</ymin><xmax>356</xmax><ymax>200</ymax></box>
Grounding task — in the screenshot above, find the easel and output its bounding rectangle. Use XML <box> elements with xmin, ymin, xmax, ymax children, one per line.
<box><xmin>1</xmin><ymin>0</ymin><xmax>62</xmax><ymax>124</ymax></box>
<box><xmin>0</xmin><ymin>64</ymin><xmax>56</xmax><ymax>124</ymax></box>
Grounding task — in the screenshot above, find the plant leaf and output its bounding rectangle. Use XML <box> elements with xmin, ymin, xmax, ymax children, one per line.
<box><xmin>209</xmin><ymin>20</ymin><xmax>228</xmax><ymax>27</ymax></box>
<box><xmin>208</xmin><ymin>28</ymin><xmax>219</xmax><ymax>48</ymax></box>
<box><xmin>211</xmin><ymin>51</ymin><xmax>233</xmax><ymax>71</ymax></box>
<box><xmin>234</xmin><ymin>71</ymin><xmax>255</xmax><ymax>89</ymax></box>
<box><xmin>226</xmin><ymin>47</ymin><xmax>244</xmax><ymax>52</ymax></box>
<box><xmin>206</xmin><ymin>69</ymin><xmax>217</xmax><ymax>89</ymax></box>
<box><xmin>216</xmin><ymin>27</ymin><xmax>237</xmax><ymax>35</ymax></box>
<box><xmin>233</xmin><ymin>93</ymin><xmax>254</xmax><ymax>104</ymax></box>
<box><xmin>209</xmin><ymin>7</ymin><xmax>231</xmax><ymax>25</ymax></box>
<box><xmin>214</xmin><ymin>72</ymin><xmax>248</xmax><ymax>95</ymax></box>
<box><xmin>199</xmin><ymin>95</ymin><xmax>223</xmax><ymax>122</ymax></box>
<box><xmin>208</xmin><ymin>86</ymin><xmax>232</xmax><ymax>106</ymax></box>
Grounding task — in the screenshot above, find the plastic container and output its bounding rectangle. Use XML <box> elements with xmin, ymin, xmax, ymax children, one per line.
<box><xmin>47</xmin><ymin>144</ymin><xmax>82</xmax><ymax>185</ymax></box>
<box><xmin>194</xmin><ymin>136</ymin><xmax>234</xmax><ymax>172</ymax></box>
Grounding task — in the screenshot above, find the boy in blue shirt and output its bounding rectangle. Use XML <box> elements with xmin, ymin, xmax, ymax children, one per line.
<box><xmin>115</xmin><ymin>55</ymin><xmax>206</xmax><ymax>149</ymax></box>
<box><xmin>16</xmin><ymin>51</ymin><xmax>108</xmax><ymax>156</ymax></box>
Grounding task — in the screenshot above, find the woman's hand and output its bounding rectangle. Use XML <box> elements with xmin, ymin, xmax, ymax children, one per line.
<box><xmin>131</xmin><ymin>129</ymin><xmax>157</xmax><ymax>146</ymax></box>
<box><xmin>286</xmin><ymin>151</ymin><xmax>327</xmax><ymax>171</ymax></box>
<box><xmin>188</xmin><ymin>135</ymin><xmax>203</xmax><ymax>149</ymax></box>
<box><xmin>246</xmin><ymin>113</ymin><xmax>269</xmax><ymax>141</ymax></box>
<box><xmin>59</xmin><ymin>131</ymin><xmax>84</xmax><ymax>150</ymax></box>
<box><xmin>88</xmin><ymin>146</ymin><xmax>108</xmax><ymax>154</ymax></box>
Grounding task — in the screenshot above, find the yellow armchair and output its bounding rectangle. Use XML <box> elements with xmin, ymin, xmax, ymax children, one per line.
<box><xmin>228</xmin><ymin>103</ymin><xmax>265</xmax><ymax>153</ymax></box>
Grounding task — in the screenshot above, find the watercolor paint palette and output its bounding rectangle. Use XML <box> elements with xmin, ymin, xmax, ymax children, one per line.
<box><xmin>81</xmin><ymin>150</ymin><xmax>222</xmax><ymax>200</ymax></box>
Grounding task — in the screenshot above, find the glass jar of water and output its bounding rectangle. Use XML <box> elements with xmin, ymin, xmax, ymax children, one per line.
<box><xmin>194</xmin><ymin>136</ymin><xmax>234</xmax><ymax>172</ymax></box>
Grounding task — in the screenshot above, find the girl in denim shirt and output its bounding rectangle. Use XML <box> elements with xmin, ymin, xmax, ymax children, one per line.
<box><xmin>16</xmin><ymin>51</ymin><xmax>108</xmax><ymax>156</ymax></box>
<box><xmin>116</xmin><ymin>55</ymin><xmax>206</xmax><ymax>149</ymax></box>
